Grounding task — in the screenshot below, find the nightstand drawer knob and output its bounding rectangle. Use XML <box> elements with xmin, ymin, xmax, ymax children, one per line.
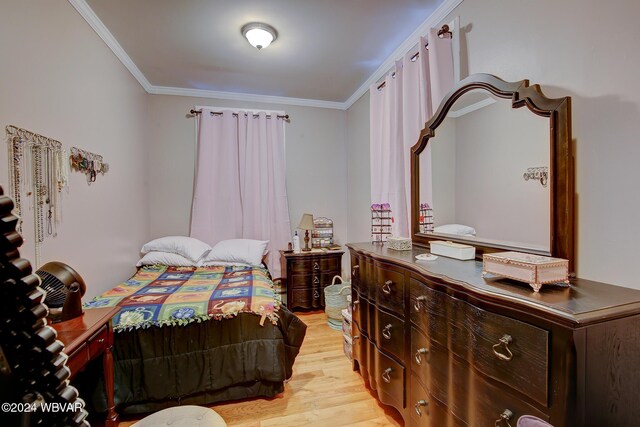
<box><xmin>313</xmin><ymin>276</ymin><xmax>320</xmax><ymax>284</ymax></box>
<box><xmin>313</xmin><ymin>262</ymin><xmax>320</xmax><ymax>270</ymax></box>
<box><xmin>313</xmin><ymin>290</ymin><xmax>320</xmax><ymax>299</ymax></box>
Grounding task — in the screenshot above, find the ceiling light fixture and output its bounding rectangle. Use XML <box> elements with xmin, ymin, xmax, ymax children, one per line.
<box><xmin>241</xmin><ymin>22</ymin><xmax>277</xmax><ymax>50</ymax></box>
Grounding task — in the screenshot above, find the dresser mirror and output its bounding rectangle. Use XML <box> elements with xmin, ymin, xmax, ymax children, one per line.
<box><xmin>411</xmin><ymin>73</ymin><xmax>574</xmax><ymax>270</ymax></box>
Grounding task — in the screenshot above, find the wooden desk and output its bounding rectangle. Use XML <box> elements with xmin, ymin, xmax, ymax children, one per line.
<box><xmin>52</xmin><ymin>307</ymin><xmax>119</xmax><ymax>427</ymax></box>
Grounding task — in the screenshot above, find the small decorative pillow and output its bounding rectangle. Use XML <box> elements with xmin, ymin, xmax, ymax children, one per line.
<box><xmin>136</xmin><ymin>251</ymin><xmax>199</xmax><ymax>267</ymax></box>
<box><xmin>434</xmin><ymin>224</ymin><xmax>476</xmax><ymax>236</ymax></box>
<box><xmin>206</xmin><ymin>239</ymin><xmax>269</xmax><ymax>266</ymax></box>
<box><xmin>141</xmin><ymin>236</ymin><xmax>212</xmax><ymax>263</ymax></box>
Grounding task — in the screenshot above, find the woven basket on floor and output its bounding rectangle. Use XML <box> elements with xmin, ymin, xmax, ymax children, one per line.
<box><xmin>324</xmin><ymin>275</ymin><xmax>351</xmax><ymax>322</ymax></box>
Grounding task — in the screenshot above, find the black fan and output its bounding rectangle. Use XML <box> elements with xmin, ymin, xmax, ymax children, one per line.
<box><xmin>36</xmin><ymin>262</ymin><xmax>86</xmax><ymax>322</ymax></box>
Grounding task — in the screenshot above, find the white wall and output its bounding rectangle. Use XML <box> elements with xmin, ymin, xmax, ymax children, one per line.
<box><xmin>0</xmin><ymin>0</ymin><xmax>150</xmax><ymax>298</ymax></box>
<box><xmin>146</xmin><ymin>95</ymin><xmax>349</xmax><ymax>275</ymax></box>
<box><xmin>345</xmin><ymin>92</ymin><xmax>371</xmax><ymax>273</ymax></box>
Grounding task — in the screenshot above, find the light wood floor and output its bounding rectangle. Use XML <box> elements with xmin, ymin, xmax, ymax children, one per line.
<box><xmin>118</xmin><ymin>311</ymin><xmax>403</xmax><ymax>426</ymax></box>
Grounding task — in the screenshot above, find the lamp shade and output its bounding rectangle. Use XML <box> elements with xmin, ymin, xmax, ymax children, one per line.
<box><xmin>298</xmin><ymin>213</ymin><xmax>314</xmax><ymax>230</ymax></box>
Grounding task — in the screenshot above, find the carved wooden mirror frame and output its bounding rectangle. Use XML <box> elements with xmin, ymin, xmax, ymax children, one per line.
<box><xmin>410</xmin><ymin>73</ymin><xmax>575</xmax><ymax>272</ymax></box>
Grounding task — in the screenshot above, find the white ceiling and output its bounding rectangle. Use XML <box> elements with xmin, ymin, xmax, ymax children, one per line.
<box><xmin>76</xmin><ymin>0</ymin><xmax>455</xmax><ymax>108</ymax></box>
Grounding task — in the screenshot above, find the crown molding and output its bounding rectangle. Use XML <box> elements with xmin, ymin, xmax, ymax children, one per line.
<box><xmin>342</xmin><ymin>0</ymin><xmax>464</xmax><ymax>109</ymax></box>
<box><xmin>67</xmin><ymin>0</ymin><xmax>152</xmax><ymax>91</ymax></box>
<box><xmin>69</xmin><ymin>0</ymin><xmax>463</xmax><ymax>111</ymax></box>
<box><xmin>149</xmin><ymin>86</ymin><xmax>347</xmax><ymax>110</ymax></box>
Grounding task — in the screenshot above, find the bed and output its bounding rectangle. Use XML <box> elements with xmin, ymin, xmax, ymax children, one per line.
<box><xmin>84</xmin><ymin>263</ymin><xmax>306</xmax><ymax>415</ymax></box>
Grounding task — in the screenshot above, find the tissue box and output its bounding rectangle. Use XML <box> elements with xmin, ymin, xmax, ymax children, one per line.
<box><xmin>387</xmin><ymin>236</ymin><xmax>412</xmax><ymax>251</ymax></box>
<box><xmin>430</xmin><ymin>240</ymin><xmax>475</xmax><ymax>260</ymax></box>
<box><xmin>482</xmin><ymin>251</ymin><xmax>569</xmax><ymax>292</ymax></box>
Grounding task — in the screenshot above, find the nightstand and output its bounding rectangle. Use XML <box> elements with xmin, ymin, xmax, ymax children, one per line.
<box><xmin>280</xmin><ymin>250</ymin><xmax>344</xmax><ymax>311</ymax></box>
<box><xmin>52</xmin><ymin>306</ymin><xmax>119</xmax><ymax>427</ymax></box>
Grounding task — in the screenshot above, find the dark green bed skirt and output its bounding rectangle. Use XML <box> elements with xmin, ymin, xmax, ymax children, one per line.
<box><xmin>90</xmin><ymin>307</ymin><xmax>306</xmax><ymax>414</ymax></box>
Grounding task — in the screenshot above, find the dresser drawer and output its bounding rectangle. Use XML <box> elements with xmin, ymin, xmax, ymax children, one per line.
<box><xmin>319</xmin><ymin>256</ymin><xmax>340</xmax><ymax>271</ymax></box>
<box><xmin>375</xmin><ymin>350</ymin><xmax>405</xmax><ymax>413</ymax></box>
<box><xmin>352</xmin><ymin>291</ymin><xmax>369</xmax><ymax>337</ymax></box>
<box><xmin>290</xmin><ymin>273</ymin><xmax>312</xmax><ymax>289</ymax></box>
<box><xmin>350</xmin><ymin>254</ymin><xmax>360</xmax><ymax>293</ymax></box>
<box><xmin>289</xmin><ymin>258</ymin><xmax>311</xmax><ymax>273</ymax></box>
<box><xmin>375</xmin><ymin>308</ymin><xmax>405</xmax><ymax>362</ymax></box>
<box><xmin>450</xmin><ymin>299</ymin><xmax>548</xmax><ymax>406</ymax></box>
<box><xmin>352</xmin><ymin>322</ymin><xmax>366</xmax><ymax>369</ymax></box>
<box><xmin>410</xmin><ymin>279</ymin><xmax>448</xmax><ymax>343</ymax></box>
<box><xmin>410</xmin><ymin>375</ymin><xmax>466</xmax><ymax>427</ymax></box>
<box><xmin>412</xmin><ymin>279</ymin><xmax>549</xmax><ymax>405</ymax></box>
<box><xmin>359</xmin><ymin>256</ymin><xmax>374</xmax><ymax>299</ymax></box>
<box><xmin>88</xmin><ymin>325</ymin><xmax>109</xmax><ymax>359</ymax></box>
<box><xmin>410</xmin><ymin>326</ymin><xmax>430</xmax><ymax>385</ymax></box>
<box><xmin>375</xmin><ymin>263</ymin><xmax>404</xmax><ymax>314</ymax></box>
<box><xmin>290</xmin><ymin>288</ymin><xmax>323</xmax><ymax>308</ymax></box>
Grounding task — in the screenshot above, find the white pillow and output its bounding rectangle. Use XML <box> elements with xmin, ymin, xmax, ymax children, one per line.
<box><xmin>141</xmin><ymin>236</ymin><xmax>211</xmax><ymax>262</ymax></box>
<box><xmin>136</xmin><ymin>251</ymin><xmax>199</xmax><ymax>267</ymax></box>
<box><xmin>434</xmin><ymin>224</ymin><xmax>477</xmax><ymax>236</ymax></box>
<box><xmin>206</xmin><ymin>239</ymin><xmax>269</xmax><ymax>266</ymax></box>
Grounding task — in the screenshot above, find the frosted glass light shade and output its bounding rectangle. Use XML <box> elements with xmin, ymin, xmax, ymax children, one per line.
<box><xmin>242</xmin><ymin>23</ymin><xmax>277</xmax><ymax>50</ymax></box>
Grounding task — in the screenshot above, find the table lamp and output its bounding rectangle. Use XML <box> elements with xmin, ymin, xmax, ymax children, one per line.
<box><xmin>298</xmin><ymin>213</ymin><xmax>314</xmax><ymax>252</ymax></box>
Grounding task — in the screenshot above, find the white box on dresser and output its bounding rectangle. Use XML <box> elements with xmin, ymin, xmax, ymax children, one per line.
<box><xmin>429</xmin><ymin>240</ymin><xmax>476</xmax><ymax>260</ymax></box>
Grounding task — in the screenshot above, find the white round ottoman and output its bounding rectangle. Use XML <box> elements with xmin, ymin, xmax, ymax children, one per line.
<box><xmin>132</xmin><ymin>405</ymin><xmax>227</xmax><ymax>427</ymax></box>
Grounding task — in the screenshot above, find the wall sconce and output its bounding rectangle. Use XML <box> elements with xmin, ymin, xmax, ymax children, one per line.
<box><xmin>523</xmin><ymin>167</ymin><xmax>549</xmax><ymax>187</ymax></box>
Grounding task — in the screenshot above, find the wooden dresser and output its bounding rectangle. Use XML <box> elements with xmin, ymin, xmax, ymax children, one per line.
<box><xmin>280</xmin><ymin>250</ymin><xmax>343</xmax><ymax>310</ymax></box>
<box><xmin>347</xmin><ymin>242</ymin><xmax>640</xmax><ymax>427</ymax></box>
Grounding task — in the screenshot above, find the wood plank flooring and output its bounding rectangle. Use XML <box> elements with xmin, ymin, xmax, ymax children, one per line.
<box><xmin>118</xmin><ymin>311</ymin><xmax>403</xmax><ymax>426</ymax></box>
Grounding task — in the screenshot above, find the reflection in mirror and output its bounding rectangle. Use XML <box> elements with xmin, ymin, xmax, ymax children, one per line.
<box><xmin>419</xmin><ymin>89</ymin><xmax>550</xmax><ymax>252</ymax></box>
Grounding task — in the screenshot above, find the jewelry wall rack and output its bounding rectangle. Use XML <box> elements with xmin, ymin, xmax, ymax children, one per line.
<box><xmin>5</xmin><ymin>125</ymin><xmax>69</xmax><ymax>267</ymax></box>
<box><xmin>69</xmin><ymin>147</ymin><xmax>109</xmax><ymax>184</ymax></box>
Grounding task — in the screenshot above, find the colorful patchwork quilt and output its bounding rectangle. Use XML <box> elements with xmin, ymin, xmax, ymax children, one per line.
<box><xmin>85</xmin><ymin>265</ymin><xmax>280</xmax><ymax>331</ymax></box>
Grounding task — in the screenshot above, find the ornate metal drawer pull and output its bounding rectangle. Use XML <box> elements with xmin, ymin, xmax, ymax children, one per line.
<box><xmin>415</xmin><ymin>347</ymin><xmax>429</xmax><ymax>365</ymax></box>
<box><xmin>492</xmin><ymin>334</ymin><xmax>514</xmax><ymax>361</ymax></box>
<box><xmin>352</xmin><ymin>265</ymin><xmax>359</xmax><ymax>277</ymax></box>
<box><xmin>353</xmin><ymin>335</ymin><xmax>359</xmax><ymax>340</ymax></box>
<box><xmin>353</xmin><ymin>300</ymin><xmax>360</xmax><ymax>306</ymax></box>
<box><xmin>381</xmin><ymin>367</ymin><xmax>392</xmax><ymax>383</ymax></box>
<box><xmin>494</xmin><ymin>409</ymin><xmax>514</xmax><ymax>427</ymax></box>
<box><xmin>381</xmin><ymin>280</ymin><xmax>393</xmax><ymax>294</ymax></box>
<box><xmin>414</xmin><ymin>295</ymin><xmax>426</xmax><ymax>311</ymax></box>
<box><xmin>313</xmin><ymin>290</ymin><xmax>320</xmax><ymax>299</ymax></box>
<box><xmin>414</xmin><ymin>399</ymin><xmax>428</xmax><ymax>417</ymax></box>
<box><xmin>313</xmin><ymin>262</ymin><xmax>320</xmax><ymax>270</ymax></box>
<box><xmin>382</xmin><ymin>324</ymin><xmax>392</xmax><ymax>339</ymax></box>
<box><xmin>313</xmin><ymin>276</ymin><xmax>319</xmax><ymax>284</ymax></box>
